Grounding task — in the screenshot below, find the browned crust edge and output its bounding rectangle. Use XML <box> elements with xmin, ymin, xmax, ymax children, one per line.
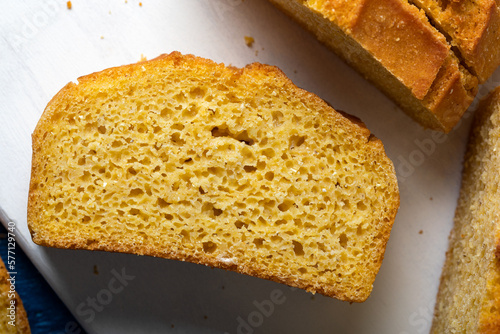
<box><xmin>350</xmin><ymin>0</ymin><xmax>449</xmax><ymax>100</ymax></box>
<box><xmin>28</xmin><ymin>51</ymin><xmax>400</xmax><ymax>303</ymax></box>
<box><xmin>455</xmin><ymin>1</ymin><xmax>500</xmax><ymax>83</ymax></box>
<box><xmin>267</xmin><ymin>0</ymin><xmax>478</xmax><ymax>133</ymax></box>
<box><xmin>409</xmin><ymin>0</ymin><xmax>500</xmax><ymax>83</ymax></box>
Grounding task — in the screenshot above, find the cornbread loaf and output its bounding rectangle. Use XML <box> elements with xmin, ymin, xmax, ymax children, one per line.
<box><xmin>409</xmin><ymin>0</ymin><xmax>500</xmax><ymax>82</ymax></box>
<box><xmin>267</xmin><ymin>0</ymin><xmax>481</xmax><ymax>132</ymax></box>
<box><xmin>28</xmin><ymin>52</ymin><xmax>400</xmax><ymax>302</ymax></box>
<box><xmin>0</xmin><ymin>257</ymin><xmax>30</xmax><ymax>334</ymax></box>
<box><xmin>431</xmin><ymin>87</ymin><xmax>500</xmax><ymax>332</ymax></box>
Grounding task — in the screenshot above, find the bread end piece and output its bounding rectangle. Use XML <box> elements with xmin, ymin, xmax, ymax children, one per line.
<box><xmin>409</xmin><ymin>0</ymin><xmax>500</xmax><ymax>83</ymax></box>
<box><xmin>28</xmin><ymin>52</ymin><xmax>400</xmax><ymax>302</ymax></box>
<box><xmin>431</xmin><ymin>87</ymin><xmax>500</xmax><ymax>333</ymax></box>
<box><xmin>268</xmin><ymin>0</ymin><xmax>478</xmax><ymax>133</ymax></box>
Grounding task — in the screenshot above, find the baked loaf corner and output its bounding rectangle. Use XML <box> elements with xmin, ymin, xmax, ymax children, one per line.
<box><xmin>409</xmin><ymin>0</ymin><xmax>500</xmax><ymax>83</ymax></box>
<box><xmin>268</xmin><ymin>0</ymin><xmax>482</xmax><ymax>133</ymax></box>
<box><xmin>431</xmin><ymin>87</ymin><xmax>500</xmax><ymax>332</ymax></box>
<box><xmin>28</xmin><ymin>52</ymin><xmax>400</xmax><ymax>302</ymax></box>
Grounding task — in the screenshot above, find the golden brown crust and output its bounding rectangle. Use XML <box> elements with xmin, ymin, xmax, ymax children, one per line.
<box><xmin>28</xmin><ymin>52</ymin><xmax>399</xmax><ymax>303</ymax></box>
<box><xmin>421</xmin><ymin>53</ymin><xmax>478</xmax><ymax>131</ymax></box>
<box><xmin>472</xmin><ymin>3</ymin><xmax>500</xmax><ymax>82</ymax></box>
<box><xmin>444</xmin><ymin>0</ymin><xmax>500</xmax><ymax>83</ymax></box>
<box><xmin>410</xmin><ymin>0</ymin><xmax>500</xmax><ymax>83</ymax></box>
<box><xmin>350</xmin><ymin>0</ymin><xmax>449</xmax><ymax>100</ymax></box>
<box><xmin>268</xmin><ymin>0</ymin><xmax>478</xmax><ymax>133</ymax></box>
<box><xmin>479</xmin><ymin>269</ymin><xmax>500</xmax><ymax>333</ymax></box>
<box><xmin>479</xmin><ymin>318</ymin><xmax>500</xmax><ymax>334</ymax></box>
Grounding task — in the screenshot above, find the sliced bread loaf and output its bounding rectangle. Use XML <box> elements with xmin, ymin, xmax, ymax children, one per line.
<box><xmin>28</xmin><ymin>52</ymin><xmax>400</xmax><ymax>302</ymax></box>
<box><xmin>268</xmin><ymin>0</ymin><xmax>480</xmax><ymax>132</ymax></box>
<box><xmin>431</xmin><ymin>87</ymin><xmax>500</xmax><ymax>332</ymax></box>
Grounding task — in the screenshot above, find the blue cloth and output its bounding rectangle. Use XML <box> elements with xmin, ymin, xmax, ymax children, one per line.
<box><xmin>0</xmin><ymin>224</ymin><xmax>87</xmax><ymax>334</ymax></box>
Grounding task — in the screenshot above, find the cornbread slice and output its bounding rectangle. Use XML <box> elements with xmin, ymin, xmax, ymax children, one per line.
<box><xmin>28</xmin><ymin>52</ymin><xmax>400</xmax><ymax>302</ymax></box>
<box><xmin>268</xmin><ymin>0</ymin><xmax>478</xmax><ymax>132</ymax></box>
<box><xmin>431</xmin><ymin>87</ymin><xmax>500</xmax><ymax>332</ymax></box>
<box><xmin>0</xmin><ymin>257</ymin><xmax>30</xmax><ymax>334</ymax></box>
<box><xmin>409</xmin><ymin>0</ymin><xmax>500</xmax><ymax>82</ymax></box>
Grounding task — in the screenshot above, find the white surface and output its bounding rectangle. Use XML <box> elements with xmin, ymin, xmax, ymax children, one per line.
<box><xmin>1</xmin><ymin>1</ymin><xmax>499</xmax><ymax>333</ymax></box>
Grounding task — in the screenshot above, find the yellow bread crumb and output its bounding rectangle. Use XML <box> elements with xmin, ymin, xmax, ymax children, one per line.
<box><xmin>244</xmin><ymin>36</ymin><xmax>255</xmax><ymax>47</ymax></box>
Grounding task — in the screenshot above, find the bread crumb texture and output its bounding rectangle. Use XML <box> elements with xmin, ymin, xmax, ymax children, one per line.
<box><xmin>0</xmin><ymin>258</ymin><xmax>30</xmax><ymax>334</ymax></box>
<box><xmin>431</xmin><ymin>87</ymin><xmax>500</xmax><ymax>332</ymax></box>
<box><xmin>244</xmin><ymin>36</ymin><xmax>255</xmax><ymax>47</ymax></box>
<box><xmin>28</xmin><ymin>52</ymin><xmax>399</xmax><ymax>302</ymax></box>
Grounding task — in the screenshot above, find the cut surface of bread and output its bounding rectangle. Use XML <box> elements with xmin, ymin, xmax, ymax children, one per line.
<box><xmin>431</xmin><ymin>87</ymin><xmax>500</xmax><ymax>332</ymax></box>
<box><xmin>268</xmin><ymin>0</ymin><xmax>480</xmax><ymax>132</ymax></box>
<box><xmin>409</xmin><ymin>0</ymin><xmax>500</xmax><ymax>82</ymax></box>
<box><xmin>28</xmin><ymin>52</ymin><xmax>400</xmax><ymax>302</ymax></box>
<box><xmin>0</xmin><ymin>258</ymin><xmax>30</xmax><ymax>334</ymax></box>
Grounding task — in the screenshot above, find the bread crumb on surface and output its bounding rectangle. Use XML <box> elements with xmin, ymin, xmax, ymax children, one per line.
<box><xmin>419</xmin><ymin>230</ymin><xmax>423</xmax><ymax>235</ymax></box>
<box><xmin>66</xmin><ymin>1</ymin><xmax>72</xmax><ymax>9</ymax></box>
<box><xmin>139</xmin><ymin>2</ymin><xmax>142</xmax><ymax>6</ymax></box>
<box><xmin>100</xmin><ymin>36</ymin><xmax>104</xmax><ymax>40</ymax></box>
<box><xmin>244</xmin><ymin>36</ymin><xmax>255</xmax><ymax>47</ymax></box>
<box><xmin>93</xmin><ymin>265</ymin><xmax>99</xmax><ymax>275</ymax></box>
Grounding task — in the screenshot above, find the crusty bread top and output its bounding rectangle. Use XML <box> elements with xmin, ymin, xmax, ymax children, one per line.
<box><xmin>306</xmin><ymin>0</ymin><xmax>449</xmax><ymax>100</ymax></box>
<box><xmin>271</xmin><ymin>0</ymin><xmax>478</xmax><ymax>132</ymax></box>
<box><xmin>410</xmin><ymin>0</ymin><xmax>500</xmax><ymax>83</ymax></box>
<box><xmin>28</xmin><ymin>52</ymin><xmax>400</xmax><ymax>302</ymax></box>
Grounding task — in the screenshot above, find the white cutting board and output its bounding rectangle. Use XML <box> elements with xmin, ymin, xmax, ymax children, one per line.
<box><xmin>1</xmin><ymin>1</ymin><xmax>499</xmax><ymax>333</ymax></box>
